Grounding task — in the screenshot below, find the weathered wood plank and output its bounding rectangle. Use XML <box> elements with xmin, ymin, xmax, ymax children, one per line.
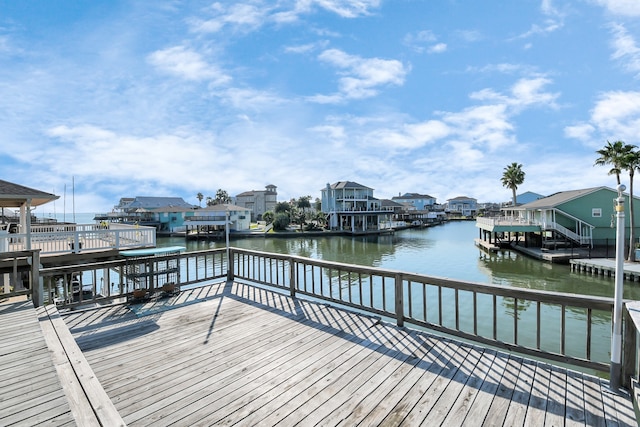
<box><xmin>459</xmin><ymin>350</ymin><xmax>509</xmax><ymax>426</ymax></box>
<box><xmin>327</xmin><ymin>331</ymin><xmax>442</xmax><ymax>425</ymax></box>
<box><xmin>126</xmin><ymin>301</ymin><xmax>379</xmax><ymax>425</ymax></box>
<box><xmin>478</xmin><ymin>355</ymin><xmax>524</xmax><ymax>426</ymax></box>
<box><xmin>544</xmin><ymin>365</ymin><xmax>568</xmax><ymax>427</ymax></box>
<box><xmin>565</xmin><ymin>369</ymin><xmax>587</xmax><ymax>426</ymax></box>
<box><xmin>42</xmin><ymin>304</ymin><xmax>126</xmax><ymax>426</ymax></box>
<box><xmin>54</xmin><ymin>282</ymin><xmax>638</xmax><ymax>426</ymax></box>
<box><xmin>523</xmin><ymin>362</ymin><xmax>551</xmax><ymax>426</ymax></box>
<box><xmin>0</xmin><ymin>300</ymin><xmax>76</xmax><ymax>427</ymax></box>
<box><xmin>441</xmin><ymin>349</ymin><xmax>499</xmax><ymax>426</ymax></box>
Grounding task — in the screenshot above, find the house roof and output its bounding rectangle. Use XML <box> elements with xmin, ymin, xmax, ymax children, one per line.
<box><xmin>515</xmin><ymin>187</ymin><xmax>609</xmax><ymax>210</ymax></box>
<box><xmin>325</xmin><ymin>181</ymin><xmax>373</xmax><ymax>190</ymax></box>
<box><xmin>0</xmin><ymin>179</ymin><xmax>59</xmax><ymax>208</ymax></box>
<box><xmin>447</xmin><ymin>196</ymin><xmax>477</xmax><ymax>202</ymax></box>
<box><xmin>127</xmin><ymin>196</ymin><xmax>195</xmax><ymax>210</ymax></box>
<box><xmin>392</xmin><ymin>193</ymin><xmax>435</xmax><ymax>200</ymax></box>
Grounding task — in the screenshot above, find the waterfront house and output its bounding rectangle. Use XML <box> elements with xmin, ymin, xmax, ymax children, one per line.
<box><xmin>446</xmin><ymin>196</ymin><xmax>478</xmax><ymax>217</ymax></box>
<box><xmin>95</xmin><ymin>196</ymin><xmax>197</xmax><ymax>230</ymax></box>
<box><xmin>513</xmin><ymin>191</ymin><xmax>546</xmax><ymax>205</ymax></box>
<box><xmin>391</xmin><ymin>192</ymin><xmax>437</xmax><ymax>210</ymax></box>
<box><xmin>235</xmin><ymin>184</ymin><xmax>278</xmax><ymax>221</ymax></box>
<box><xmin>477</xmin><ymin>186</ymin><xmax>640</xmax><ymax>251</ymax></box>
<box><xmin>321</xmin><ymin>181</ymin><xmax>393</xmax><ymax>233</ymax></box>
<box><xmin>184</xmin><ymin>203</ymin><xmax>251</xmax><ymax>238</ymax></box>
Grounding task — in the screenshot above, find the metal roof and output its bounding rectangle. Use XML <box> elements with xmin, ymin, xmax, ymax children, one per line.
<box><xmin>513</xmin><ymin>187</ymin><xmax>610</xmax><ymax>210</ymax></box>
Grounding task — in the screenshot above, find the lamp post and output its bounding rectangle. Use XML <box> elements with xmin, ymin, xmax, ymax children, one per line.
<box><xmin>610</xmin><ymin>183</ymin><xmax>626</xmax><ymax>390</ymax></box>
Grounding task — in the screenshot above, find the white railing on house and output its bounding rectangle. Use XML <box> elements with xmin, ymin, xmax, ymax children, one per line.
<box><xmin>476</xmin><ymin>216</ymin><xmax>537</xmax><ymax>227</ymax></box>
<box><xmin>0</xmin><ymin>223</ymin><xmax>155</xmax><ymax>255</ymax></box>
<box><xmin>543</xmin><ymin>221</ymin><xmax>592</xmax><ymax>246</ymax></box>
<box><xmin>477</xmin><ymin>216</ymin><xmax>593</xmax><ymax>247</ymax></box>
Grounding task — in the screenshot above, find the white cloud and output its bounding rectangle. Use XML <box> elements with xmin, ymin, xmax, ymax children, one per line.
<box><xmin>428</xmin><ymin>43</ymin><xmax>447</xmax><ymax>54</ymax></box>
<box><xmin>609</xmin><ymin>23</ymin><xmax>640</xmax><ymax>76</ymax></box>
<box><xmin>470</xmin><ymin>77</ymin><xmax>559</xmax><ymax>110</ymax></box>
<box><xmin>564</xmin><ymin>123</ymin><xmax>595</xmax><ymax>140</ymax></box>
<box><xmin>189</xmin><ymin>0</ymin><xmax>381</xmax><ymax>34</ymax></box>
<box><xmin>565</xmin><ymin>91</ymin><xmax>640</xmax><ymax>146</ymax></box>
<box><xmin>147</xmin><ymin>46</ymin><xmax>231</xmax><ymax>84</ymax></box>
<box><xmin>594</xmin><ymin>0</ymin><xmax>640</xmax><ymax>16</ymax></box>
<box><xmin>311</xmin><ymin>49</ymin><xmax>407</xmax><ymax>102</ymax></box>
<box><xmin>313</xmin><ymin>0</ymin><xmax>381</xmax><ymax>18</ymax></box>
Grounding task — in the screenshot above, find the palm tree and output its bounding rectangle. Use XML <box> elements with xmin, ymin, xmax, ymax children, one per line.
<box><xmin>501</xmin><ymin>162</ymin><xmax>525</xmax><ymax>210</ymax></box>
<box><xmin>595</xmin><ymin>140</ymin><xmax>638</xmax><ymax>259</ymax></box>
<box><xmin>622</xmin><ymin>147</ymin><xmax>640</xmax><ymax>261</ymax></box>
<box><xmin>594</xmin><ymin>140</ymin><xmax>635</xmax><ymax>185</ymax></box>
<box><xmin>196</xmin><ymin>192</ymin><xmax>203</xmax><ymax>207</ymax></box>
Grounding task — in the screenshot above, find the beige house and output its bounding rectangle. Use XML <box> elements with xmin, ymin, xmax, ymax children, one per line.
<box><xmin>235</xmin><ymin>184</ymin><xmax>277</xmax><ymax>221</ymax></box>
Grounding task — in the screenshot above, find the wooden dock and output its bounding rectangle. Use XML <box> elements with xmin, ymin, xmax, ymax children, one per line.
<box><xmin>2</xmin><ymin>281</ymin><xmax>638</xmax><ymax>426</ymax></box>
<box><xmin>571</xmin><ymin>258</ymin><xmax>640</xmax><ymax>281</ymax></box>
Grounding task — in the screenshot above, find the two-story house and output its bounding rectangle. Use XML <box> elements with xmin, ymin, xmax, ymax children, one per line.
<box><xmin>391</xmin><ymin>193</ymin><xmax>437</xmax><ymax>210</ymax></box>
<box><xmin>446</xmin><ymin>196</ymin><xmax>478</xmax><ymax>218</ymax></box>
<box><xmin>321</xmin><ymin>181</ymin><xmax>393</xmax><ymax>234</ymax></box>
<box><xmin>235</xmin><ymin>185</ymin><xmax>278</xmax><ymax>221</ymax></box>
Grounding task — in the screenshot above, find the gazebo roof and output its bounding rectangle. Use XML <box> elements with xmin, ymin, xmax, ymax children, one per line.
<box><xmin>0</xmin><ymin>179</ymin><xmax>59</xmax><ymax>208</ymax></box>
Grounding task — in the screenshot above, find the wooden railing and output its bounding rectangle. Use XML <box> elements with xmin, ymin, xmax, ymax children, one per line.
<box><xmin>0</xmin><ymin>250</ymin><xmax>42</xmax><ymax>306</ymax></box>
<box><xmin>228</xmin><ymin>247</ymin><xmax>619</xmax><ymax>377</ymax></box>
<box><xmin>8</xmin><ymin>246</ymin><xmax>637</xmax><ymax>389</ymax></box>
<box><xmin>0</xmin><ymin>223</ymin><xmax>156</xmax><ymax>255</ymax></box>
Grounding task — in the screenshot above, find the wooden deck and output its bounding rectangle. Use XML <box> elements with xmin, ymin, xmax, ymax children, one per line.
<box><xmin>0</xmin><ymin>299</ymin><xmax>76</xmax><ymax>426</ymax></box>
<box><xmin>2</xmin><ymin>280</ymin><xmax>638</xmax><ymax>426</ymax></box>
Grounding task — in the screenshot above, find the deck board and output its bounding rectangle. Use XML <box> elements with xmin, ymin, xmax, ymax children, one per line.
<box><xmin>4</xmin><ymin>279</ymin><xmax>638</xmax><ymax>426</ymax></box>
<box><xmin>0</xmin><ymin>299</ymin><xmax>76</xmax><ymax>426</ymax></box>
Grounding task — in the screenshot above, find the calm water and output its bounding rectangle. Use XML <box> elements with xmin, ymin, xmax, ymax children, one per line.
<box><xmin>158</xmin><ymin>220</ymin><xmax>640</xmax><ymax>300</ymax></box>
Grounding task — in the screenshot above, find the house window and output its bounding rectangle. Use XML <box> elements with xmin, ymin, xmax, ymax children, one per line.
<box><xmin>592</xmin><ymin>208</ymin><xmax>602</xmax><ymax>218</ymax></box>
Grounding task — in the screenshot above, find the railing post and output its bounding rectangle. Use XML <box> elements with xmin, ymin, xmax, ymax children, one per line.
<box><xmin>29</xmin><ymin>250</ymin><xmax>42</xmax><ymax>308</ymax></box>
<box><xmin>395</xmin><ymin>273</ymin><xmax>404</xmax><ymax>327</ymax></box>
<box><xmin>289</xmin><ymin>257</ymin><xmax>296</xmax><ymax>298</ymax></box>
<box><xmin>226</xmin><ymin>248</ymin><xmax>235</xmax><ymax>282</ymax></box>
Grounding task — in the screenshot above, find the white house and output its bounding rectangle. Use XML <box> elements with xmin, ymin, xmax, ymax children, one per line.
<box><xmin>320</xmin><ymin>181</ymin><xmax>393</xmax><ymax>233</ymax></box>
<box><xmin>446</xmin><ymin>196</ymin><xmax>478</xmax><ymax>217</ymax></box>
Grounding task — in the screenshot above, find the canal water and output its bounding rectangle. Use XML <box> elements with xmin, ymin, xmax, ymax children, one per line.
<box><xmin>158</xmin><ymin>220</ymin><xmax>640</xmax><ymax>300</ymax></box>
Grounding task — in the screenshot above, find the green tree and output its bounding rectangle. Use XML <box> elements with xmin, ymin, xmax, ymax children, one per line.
<box><xmin>215</xmin><ymin>189</ymin><xmax>231</xmax><ymax>205</ymax></box>
<box><xmin>273</xmin><ymin>212</ymin><xmax>290</xmax><ymax>231</ymax></box>
<box><xmin>595</xmin><ymin>140</ymin><xmax>638</xmax><ymax>259</ymax></box>
<box><xmin>275</xmin><ymin>202</ymin><xmax>291</xmax><ymax>214</ymax></box>
<box><xmin>625</xmin><ymin>149</ymin><xmax>640</xmax><ymax>261</ymax></box>
<box><xmin>501</xmin><ymin>162</ymin><xmax>525</xmax><ymax>209</ymax></box>
<box><xmin>262</xmin><ymin>211</ymin><xmax>274</xmax><ymax>224</ymax></box>
<box><xmin>205</xmin><ymin>196</ymin><xmax>214</xmax><ymax>206</ymax></box>
<box><xmin>297</xmin><ymin>196</ymin><xmax>311</xmax><ymax>213</ymax></box>
<box><xmin>196</xmin><ymin>192</ymin><xmax>204</xmax><ymax>207</ymax></box>
<box><xmin>595</xmin><ymin>140</ymin><xmax>635</xmax><ymax>185</ymax></box>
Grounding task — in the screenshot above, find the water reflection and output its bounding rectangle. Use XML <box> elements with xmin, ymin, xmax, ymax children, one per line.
<box><xmin>158</xmin><ymin>220</ymin><xmax>640</xmax><ymax>300</ymax></box>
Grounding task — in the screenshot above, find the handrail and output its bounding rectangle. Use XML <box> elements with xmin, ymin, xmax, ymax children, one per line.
<box><xmin>228</xmin><ymin>247</ymin><xmax>619</xmax><ymax>377</ymax></box>
<box><xmin>22</xmin><ymin>246</ymin><xmax>634</xmax><ymax>388</ymax></box>
<box><xmin>0</xmin><ymin>223</ymin><xmax>156</xmax><ymax>255</ymax></box>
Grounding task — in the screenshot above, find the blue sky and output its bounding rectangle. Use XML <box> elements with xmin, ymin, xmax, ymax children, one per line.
<box><xmin>2</xmin><ymin>0</ymin><xmax>640</xmax><ymax>213</ymax></box>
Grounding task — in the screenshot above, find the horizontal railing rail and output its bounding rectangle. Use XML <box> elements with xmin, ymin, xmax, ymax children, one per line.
<box><xmin>38</xmin><ymin>248</ymin><xmax>228</xmax><ymax>309</ymax></box>
<box><xmin>10</xmin><ymin>246</ymin><xmax>634</xmax><ymax>387</ymax></box>
<box><xmin>229</xmin><ymin>247</ymin><xmax>618</xmax><ymax>375</ymax></box>
<box><xmin>0</xmin><ymin>223</ymin><xmax>156</xmax><ymax>255</ymax></box>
